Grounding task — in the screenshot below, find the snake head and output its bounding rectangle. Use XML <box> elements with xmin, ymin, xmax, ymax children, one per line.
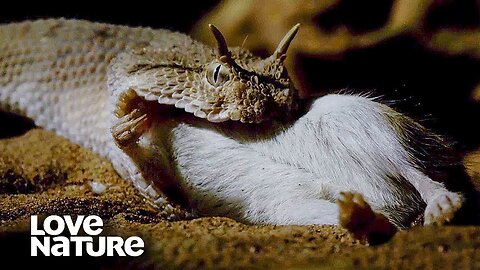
<box><xmin>109</xmin><ymin>24</ymin><xmax>300</xmax><ymax>124</ymax></box>
<box><xmin>201</xmin><ymin>24</ymin><xmax>301</xmax><ymax>123</ymax></box>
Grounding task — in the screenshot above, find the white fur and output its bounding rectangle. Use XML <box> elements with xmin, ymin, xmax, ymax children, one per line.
<box><xmin>118</xmin><ymin>94</ymin><xmax>463</xmax><ymax>227</ymax></box>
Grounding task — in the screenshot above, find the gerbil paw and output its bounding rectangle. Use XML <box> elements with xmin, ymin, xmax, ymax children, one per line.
<box><xmin>111</xmin><ymin>109</ymin><xmax>150</xmax><ymax>148</ymax></box>
<box><xmin>338</xmin><ymin>192</ymin><xmax>397</xmax><ymax>245</ymax></box>
<box><xmin>424</xmin><ymin>192</ymin><xmax>464</xmax><ymax>225</ymax></box>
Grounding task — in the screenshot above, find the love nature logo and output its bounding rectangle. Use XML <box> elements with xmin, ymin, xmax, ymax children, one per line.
<box><xmin>30</xmin><ymin>215</ymin><xmax>144</xmax><ymax>257</ymax></box>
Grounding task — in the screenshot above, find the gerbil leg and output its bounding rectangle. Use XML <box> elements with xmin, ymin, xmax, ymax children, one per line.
<box><xmin>403</xmin><ymin>169</ymin><xmax>464</xmax><ymax>225</ymax></box>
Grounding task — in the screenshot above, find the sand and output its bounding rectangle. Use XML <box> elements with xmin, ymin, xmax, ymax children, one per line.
<box><xmin>1</xmin><ymin>128</ymin><xmax>480</xmax><ymax>269</ymax></box>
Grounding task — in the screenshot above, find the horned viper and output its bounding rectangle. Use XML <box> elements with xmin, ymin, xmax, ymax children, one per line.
<box><xmin>0</xmin><ymin>19</ymin><xmax>471</xmax><ymax>231</ymax></box>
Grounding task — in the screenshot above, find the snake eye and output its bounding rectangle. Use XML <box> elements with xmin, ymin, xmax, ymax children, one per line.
<box><xmin>206</xmin><ymin>63</ymin><xmax>229</xmax><ymax>86</ymax></box>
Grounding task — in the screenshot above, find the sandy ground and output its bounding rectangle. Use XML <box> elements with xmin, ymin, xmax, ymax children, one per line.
<box><xmin>1</xmin><ymin>129</ymin><xmax>480</xmax><ymax>269</ymax></box>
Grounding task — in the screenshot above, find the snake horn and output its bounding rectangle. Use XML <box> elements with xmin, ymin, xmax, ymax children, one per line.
<box><xmin>209</xmin><ymin>24</ymin><xmax>233</xmax><ymax>64</ymax></box>
<box><xmin>273</xmin><ymin>23</ymin><xmax>300</xmax><ymax>60</ymax></box>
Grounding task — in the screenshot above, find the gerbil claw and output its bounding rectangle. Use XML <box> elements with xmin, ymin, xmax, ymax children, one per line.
<box><xmin>111</xmin><ymin>109</ymin><xmax>150</xmax><ymax>148</ymax></box>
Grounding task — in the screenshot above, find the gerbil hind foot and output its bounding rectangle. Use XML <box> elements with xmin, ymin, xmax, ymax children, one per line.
<box><xmin>338</xmin><ymin>192</ymin><xmax>397</xmax><ymax>245</ymax></box>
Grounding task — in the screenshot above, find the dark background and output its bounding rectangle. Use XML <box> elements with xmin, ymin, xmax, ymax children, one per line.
<box><xmin>0</xmin><ymin>2</ymin><xmax>218</xmax><ymax>32</ymax></box>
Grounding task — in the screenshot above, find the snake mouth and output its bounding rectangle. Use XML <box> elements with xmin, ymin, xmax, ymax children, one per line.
<box><xmin>133</xmin><ymin>87</ymin><xmax>242</xmax><ymax>123</ymax></box>
<box><xmin>206</xmin><ymin>105</ymin><xmax>241</xmax><ymax>123</ymax></box>
<box><xmin>173</xmin><ymin>96</ymin><xmax>240</xmax><ymax>123</ymax></box>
